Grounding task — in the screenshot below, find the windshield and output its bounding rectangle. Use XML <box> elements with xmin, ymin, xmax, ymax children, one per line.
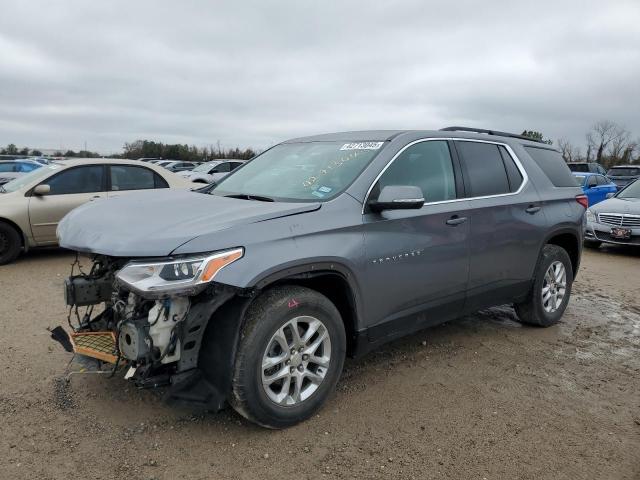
<box><xmin>573</xmin><ymin>175</ymin><xmax>586</xmax><ymax>186</ymax></box>
<box><xmin>193</xmin><ymin>162</ymin><xmax>218</xmax><ymax>173</ymax></box>
<box><xmin>2</xmin><ymin>163</ymin><xmax>62</xmax><ymax>193</ymax></box>
<box><xmin>212</xmin><ymin>141</ymin><xmax>384</xmax><ymax>201</ymax></box>
<box><xmin>607</xmin><ymin>167</ymin><xmax>640</xmax><ymax>176</ymax></box>
<box><xmin>618</xmin><ymin>180</ymin><xmax>640</xmax><ymax>199</ymax></box>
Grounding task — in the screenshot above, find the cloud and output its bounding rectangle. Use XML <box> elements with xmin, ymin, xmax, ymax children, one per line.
<box><xmin>0</xmin><ymin>0</ymin><xmax>639</xmax><ymax>153</ymax></box>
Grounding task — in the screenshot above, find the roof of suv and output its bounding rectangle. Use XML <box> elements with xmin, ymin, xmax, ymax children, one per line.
<box><xmin>284</xmin><ymin>129</ymin><xmax>553</xmax><ymax>149</ymax></box>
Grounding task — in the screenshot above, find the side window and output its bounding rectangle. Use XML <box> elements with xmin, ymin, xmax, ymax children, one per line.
<box><xmin>596</xmin><ymin>175</ymin><xmax>608</xmax><ymax>185</ymax></box>
<box><xmin>230</xmin><ymin>162</ymin><xmax>243</xmax><ymax>170</ymax></box>
<box><xmin>587</xmin><ymin>176</ymin><xmax>597</xmax><ymax>187</ymax></box>
<box><xmin>524</xmin><ymin>147</ymin><xmax>576</xmax><ymax>187</ymax></box>
<box><xmin>45</xmin><ymin>166</ymin><xmax>104</xmax><ymax>195</ymax></box>
<box><xmin>498</xmin><ymin>146</ymin><xmax>524</xmax><ymax>192</ymax></box>
<box><xmin>110</xmin><ymin>165</ymin><xmax>156</xmax><ymax>191</ymax></box>
<box><xmin>375</xmin><ymin>140</ymin><xmax>456</xmax><ymax>203</ymax></box>
<box><xmin>456</xmin><ymin>141</ymin><xmax>510</xmax><ymax>197</ymax></box>
<box><xmin>154</xmin><ymin>173</ymin><xmax>169</xmax><ymax>188</ymax></box>
<box><xmin>214</xmin><ymin>163</ymin><xmax>231</xmax><ymax>173</ymax></box>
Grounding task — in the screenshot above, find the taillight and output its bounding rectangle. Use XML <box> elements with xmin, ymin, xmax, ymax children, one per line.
<box><xmin>575</xmin><ymin>194</ymin><xmax>588</xmax><ymax>209</ymax></box>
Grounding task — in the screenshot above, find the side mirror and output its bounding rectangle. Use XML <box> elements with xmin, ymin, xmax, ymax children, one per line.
<box><xmin>369</xmin><ymin>185</ymin><xmax>425</xmax><ymax>212</ymax></box>
<box><xmin>33</xmin><ymin>184</ymin><xmax>51</xmax><ymax>196</ymax></box>
<box><xmin>606</xmin><ymin>192</ymin><xmax>615</xmax><ymax>199</ymax></box>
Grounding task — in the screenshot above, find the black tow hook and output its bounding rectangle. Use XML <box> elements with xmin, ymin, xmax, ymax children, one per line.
<box><xmin>49</xmin><ymin>326</ymin><xmax>73</xmax><ymax>352</ymax></box>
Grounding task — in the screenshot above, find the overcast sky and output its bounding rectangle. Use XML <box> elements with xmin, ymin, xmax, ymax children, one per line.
<box><xmin>1</xmin><ymin>1</ymin><xmax>639</xmax><ymax>154</ymax></box>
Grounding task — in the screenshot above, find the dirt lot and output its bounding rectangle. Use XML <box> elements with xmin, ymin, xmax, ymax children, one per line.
<box><xmin>1</xmin><ymin>247</ymin><xmax>639</xmax><ymax>480</ymax></box>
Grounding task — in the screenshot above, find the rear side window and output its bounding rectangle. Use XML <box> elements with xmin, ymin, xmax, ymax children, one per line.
<box><xmin>607</xmin><ymin>167</ymin><xmax>640</xmax><ymax>176</ymax></box>
<box><xmin>213</xmin><ymin>163</ymin><xmax>231</xmax><ymax>173</ymax></box>
<box><xmin>46</xmin><ymin>166</ymin><xmax>104</xmax><ymax>195</ymax></box>
<box><xmin>456</xmin><ymin>141</ymin><xmax>510</xmax><ymax>197</ymax></box>
<box><xmin>524</xmin><ymin>147</ymin><xmax>576</xmax><ymax>187</ymax></box>
<box><xmin>498</xmin><ymin>146</ymin><xmax>523</xmax><ymax>192</ymax></box>
<box><xmin>110</xmin><ymin>165</ymin><xmax>167</xmax><ymax>191</ymax></box>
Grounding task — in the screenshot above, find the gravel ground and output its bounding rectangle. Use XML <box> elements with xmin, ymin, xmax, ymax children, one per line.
<box><xmin>1</xmin><ymin>246</ymin><xmax>639</xmax><ymax>480</ymax></box>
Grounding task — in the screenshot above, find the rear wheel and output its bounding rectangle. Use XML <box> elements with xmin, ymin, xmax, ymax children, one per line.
<box><xmin>0</xmin><ymin>222</ymin><xmax>21</xmax><ymax>265</ymax></box>
<box><xmin>229</xmin><ymin>285</ymin><xmax>346</xmax><ymax>429</ymax></box>
<box><xmin>515</xmin><ymin>244</ymin><xmax>573</xmax><ymax>327</ymax></box>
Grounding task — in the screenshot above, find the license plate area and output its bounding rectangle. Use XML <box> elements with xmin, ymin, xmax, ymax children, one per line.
<box><xmin>610</xmin><ymin>227</ymin><xmax>632</xmax><ymax>240</ymax></box>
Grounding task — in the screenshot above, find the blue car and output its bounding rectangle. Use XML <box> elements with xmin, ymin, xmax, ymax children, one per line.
<box><xmin>573</xmin><ymin>172</ymin><xmax>617</xmax><ymax>206</ymax></box>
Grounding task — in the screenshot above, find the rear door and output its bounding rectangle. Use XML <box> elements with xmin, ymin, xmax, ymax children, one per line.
<box><xmin>107</xmin><ymin>165</ymin><xmax>169</xmax><ymax>198</ymax></box>
<box><xmin>454</xmin><ymin>140</ymin><xmax>546</xmax><ymax>311</ymax></box>
<box><xmin>28</xmin><ymin>165</ymin><xmax>106</xmax><ymax>243</ymax></box>
<box><xmin>361</xmin><ymin>139</ymin><xmax>470</xmax><ymax>340</ymax></box>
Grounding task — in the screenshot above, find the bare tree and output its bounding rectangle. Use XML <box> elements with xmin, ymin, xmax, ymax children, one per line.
<box><xmin>556</xmin><ymin>138</ymin><xmax>582</xmax><ymax>163</ymax></box>
<box><xmin>586</xmin><ymin>120</ymin><xmax>628</xmax><ymax>167</ymax></box>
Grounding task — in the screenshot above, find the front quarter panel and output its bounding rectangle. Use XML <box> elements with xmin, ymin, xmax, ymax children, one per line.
<box><xmin>174</xmin><ymin>194</ymin><xmax>366</xmax><ymax>300</ymax></box>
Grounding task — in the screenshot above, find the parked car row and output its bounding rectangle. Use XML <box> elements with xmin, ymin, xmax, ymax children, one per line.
<box><xmin>138</xmin><ymin>158</ymin><xmax>246</xmax><ymax>179</ymax></box>
<box><xmin>0</xmin><ymin>159</ymin><xmax>192</xmax><ymax>264</ymax></box>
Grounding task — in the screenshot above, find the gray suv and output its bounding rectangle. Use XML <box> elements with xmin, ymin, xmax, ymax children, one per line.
<box><xmin>54</xmin><ymin>127</ymin><xmax>585</xmax><ymax>428</ymax></box>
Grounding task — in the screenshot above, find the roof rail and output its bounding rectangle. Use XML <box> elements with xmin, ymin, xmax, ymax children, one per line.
<box><xmin>440</xmin><ymin>126</ymin><xmax>546</xmax><ymax>144</ymax></box>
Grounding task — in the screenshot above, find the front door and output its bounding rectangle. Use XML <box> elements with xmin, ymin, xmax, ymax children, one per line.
<box><xmin>361</xmin><ymin>140</ymin><xmax>470</xmax><ymax>342</ymax></box>
<box><xmin>29</xmin><ymin>165</ymin><xmax>106</xmax><ymax>243</ymax></box>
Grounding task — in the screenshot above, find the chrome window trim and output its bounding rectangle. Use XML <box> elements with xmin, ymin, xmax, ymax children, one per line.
<box><xmin>362</xmin><ymin>137</ymin><xmax>529</xmax><ymax>214</ymax></box>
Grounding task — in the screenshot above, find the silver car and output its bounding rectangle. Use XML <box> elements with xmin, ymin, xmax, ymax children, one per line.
<box><xmin>178</xmin><ymin>159</ymin><xmax>245</xmax><ymax>184</ymax></box>
<box><xmin>585</xmin><ymin>179</ymin><xmax>640</xmax><ymax>248</ymax></box>
<box><xmin>0</xmin><ymin>158</ymin><xmax>192</xmax><ymax>264</ymax></box>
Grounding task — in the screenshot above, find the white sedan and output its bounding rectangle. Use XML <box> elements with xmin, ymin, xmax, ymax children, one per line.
<box><xmin>178</xmin><ymin>160</ymin><xmax>245</xmax><ymax>184</ymax></box>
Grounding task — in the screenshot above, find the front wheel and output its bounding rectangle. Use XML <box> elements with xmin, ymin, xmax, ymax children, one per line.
<box><xmin>229</xmin><ymin>285</ymin><xmax>346</xmax><ymax>428</ymax></box>
<box><xmin>515</xmin><ymin>244</ymin><xmax>573</xmax><ymax>327</ymax></box>
<box><xmin>0</xmin><ymin>222</ymin><xmax>22</xmax><ymax>265</ymax></box>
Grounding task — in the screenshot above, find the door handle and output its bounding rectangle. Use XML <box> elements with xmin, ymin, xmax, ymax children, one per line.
<box><xmin>525</xmin><ymin>205</ymin><xmax>541</xmax><ymax>214</ymax></box>
<box><xmin>446</xmin><ymin>215</ymin><xmax>467</xmax><ymax>226</ymax></box>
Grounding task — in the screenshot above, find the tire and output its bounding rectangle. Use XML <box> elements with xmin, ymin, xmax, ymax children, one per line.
<box><xmin>515</xmin><ymin>244</ymin><xmax>573</xmax><ymax>327</ymax></box>
<box><xmin>0</xmin><ymin>222</ymin><xmax>21</xmax><ymax>265</ymax></box>
<box><xmin>584</xmin><ymin>240</ymin><xmax>601</xmax><ymax>249</ymax></box>
<box><xmin>229</xmin><ymin>285</ymin><xmax>346</xmax><ymax>429</ymax></box>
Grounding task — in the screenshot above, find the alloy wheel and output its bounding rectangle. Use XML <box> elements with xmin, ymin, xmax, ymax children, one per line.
<box><xmin>261</xmin><ymin>315</ymin><xmax>332</xmax><ymax>406</ymax></box>
<box><xmin>541</xmin><ymin>260</ymin><xmax>567</xmax><ymax>313</ymax></box>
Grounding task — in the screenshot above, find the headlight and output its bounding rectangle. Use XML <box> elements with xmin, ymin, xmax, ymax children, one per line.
<box><xmin>586</xmin><ymin>209</ymin><xmax>596</xmax><ymax>223</ymax></box>
<box><xmin>116</xmin><ymin>248</ymin><xmax>243</xmax><ymax>297</ymax></box>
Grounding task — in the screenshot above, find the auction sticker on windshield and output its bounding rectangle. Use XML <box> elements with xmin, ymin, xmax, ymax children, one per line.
<box><xmin>340</xmin><ymin>142</ymin><xmax>384</xmax><ymax>150</ymax></box>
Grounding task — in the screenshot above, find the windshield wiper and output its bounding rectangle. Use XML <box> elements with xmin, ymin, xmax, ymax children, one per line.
<box><xmin>224</xmin><ymin>193</ymin><xmax>275</xmax><ymax>202</ymax></box>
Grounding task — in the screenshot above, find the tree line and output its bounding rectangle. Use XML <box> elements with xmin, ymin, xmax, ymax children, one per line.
<box><xmin>122</xmin><ymin>140</ymin><xmax>257</xmax><ymax>162</ymax></box>
<box><xmin>0</xmin><ymin>140</ymin><xmax>257</xmax><ymax>162</ymax></box>
<box><xmin>3</xmin><ymin>123</ymin><xmax>638</xmax><ymax>167</ymax></box>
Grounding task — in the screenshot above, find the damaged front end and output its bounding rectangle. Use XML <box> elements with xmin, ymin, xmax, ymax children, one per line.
<box><xmin>53</xmin><ymin>249</ymin><xmax>249</xmax><ymax>410</ymax></box>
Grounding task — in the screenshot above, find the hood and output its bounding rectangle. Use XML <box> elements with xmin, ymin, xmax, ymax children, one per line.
<box><xmin>591</xmin><ymin>197</ymin><xmax>640</xmax><ymax>214</ymax></box>
<box><xmin>58</xmin><ymin>189</ymin><xmax>320</xmax><ymax>257</ymax></box>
